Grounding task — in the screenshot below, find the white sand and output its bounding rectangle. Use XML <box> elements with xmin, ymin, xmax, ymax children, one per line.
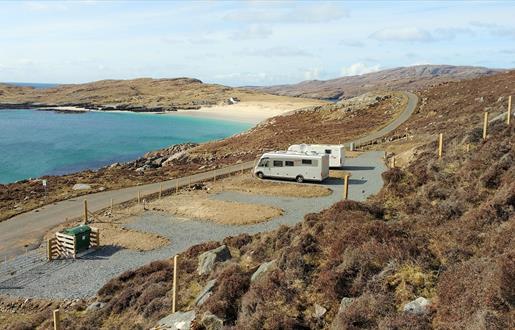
<box><xmin>171</xmin><ymin>101</ymin><xmax>321</xmax><ymax>124</ymax></box>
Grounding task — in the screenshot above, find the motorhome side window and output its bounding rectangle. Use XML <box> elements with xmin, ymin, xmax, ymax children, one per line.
<box><xmin>273</xmin><ymin>160</ymin><xmax>283</xmax><ymax>167</ymax></box>
<box><xmin>325</xmin><ymin>149</ymin><xmax>332</xmax><ymax>154</ymax></box>
<box><xmin>302</xmin><ymin>159</ymin><xmax>312</xmax><ymax>165</ymax></box>
<box><xmin>285</xmin><ymin>161</ymin><xmax>294</xmax><ymax>166</ymax></box>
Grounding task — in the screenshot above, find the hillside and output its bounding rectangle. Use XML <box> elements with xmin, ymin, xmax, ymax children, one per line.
<box><xmin>0</xmin><ymin>78</ymin><xmax>317</xmax><ymax>112</ymax></box>
<box><xmin>5</xmin><ymin>72</ymin><xmax>515</xmax><ymax>329</ymax></box>
<box><xmin>4</xmin><ymin>72</ymin><xmax>514</xmax><ymax>329</ymax></box>
<box><xmin>0</xmin><ymin>92</ymin><xmax>406</xmax><ymax>222</ymax></box>
<box><xmin>250</xmin><ymin>65</ymin><xmax>502</xmax><ymax>100</ymax></box>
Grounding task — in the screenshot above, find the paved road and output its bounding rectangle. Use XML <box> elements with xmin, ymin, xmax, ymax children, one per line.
<box><xmin>0</xmin><ymin>151</ymin><xmax>386</xmax><ymax>298</ymax></box>
<box><xmin>0</xmin><ymin>92</ymin><xmax>418</xmax><ymax>259</ymax></box>
<box><xmin>0</xmin><ymin>162</ymin><xmax>254</xmax><ymax>259</ymax></box>
<box><xmin>351</xmin><ymin>91</ymin><xmax>418</xmax><ymax>147</ymax></box>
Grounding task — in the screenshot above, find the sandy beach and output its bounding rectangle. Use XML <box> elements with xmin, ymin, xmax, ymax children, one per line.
<box><xmin>171</xmin><ymin>99</ymin><xmax>326</xmax><ymax>124</ymax></box>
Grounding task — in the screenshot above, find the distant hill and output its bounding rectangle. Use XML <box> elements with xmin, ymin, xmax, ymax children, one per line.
<box><xmin>0</xmin><ymin>77</ymin><xmax>317</xmax><ymax>112</ymax></box>
<box><xmin>249</xmin><ymin>65</ymin><xmax>504</xmax><ymax>100</ymax></box>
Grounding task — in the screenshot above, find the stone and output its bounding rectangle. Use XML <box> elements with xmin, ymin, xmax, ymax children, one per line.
<box><xmin>313</xmin><ymin>303</ymin><xmax>327</xmax><ymax>318</ymax></box>
<box><xmin>338</xmin><ymin>297</ymin><xmax>355</xmax><ymax>314</ymax></box>
<box><xmin>72</xmin><ymin>183</ymin><xmax>91</xmax><ymax>190</ymax></box>
<box><xmin>403</xmin><ymin>297</ymin><xmax>431</xmax><ymax>315</ymax></box>
<box><xmin>197</xmin><ymin>245</ymin><xmax>231</xmax><ymax>275</ymax></box>
<box><xmin>86</xmin><ymin>301</ymin><xmax>105</xmax><ymax>311</ymax></box>
<box><xmin>153</xmin><ymin>310</ymin><xmax>196</xmax><ymax>330</ymax></box>
<box><xmin>194</xmin><ymin>279</ymin><xmax>216</xmax><ymax>306</ymax></box>
<box><xmin>200</xmin><ymin>311</ymin><xmax>223</xmax><ymax>330</ymax></box>
<box><xmin>251</xmin><ymin>259</ymin><xmax>276</xmax><ymax>283</ymax></box>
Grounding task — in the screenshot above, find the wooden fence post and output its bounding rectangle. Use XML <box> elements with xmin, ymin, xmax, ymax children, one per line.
<box><xmin>53</xmin><ymin>309</ymin><xmax>60</xmax><ymax>330</ymax></box>
<box><xmin>83</xmin><ymin>200</ymin><xmax>88</xmax><ymax>224</ymax></box>
<box><xmin>176</xmin><ymin>180</ymin><xmax>179</xmax><ymax>194</ymax></box>
<box><xmin>188</xmin><ymin>177</ymin><xmax>191</xmax><ymax>188</ymax></box>
<box><xmin>47</xmin><ymin>239</ymin><xmax>53</xmax><ymax>261</ymax></box>
<box><xmin>343</xmin><ymin>174</ymin><xmax>350</xmax><ymax>200</ymax></box>
<box><xmin>138</xmin><ymin>191</ymin><xmax>141</xmax><ymax>204</ymax></box>
<box><xmin>508</xmin><ymin>95</ymin><xmax>512</xmax><ymax>125</ymax></box>
<box><xmin>438</xmin><ymin>133</ymin><xmax>443</xmax><ymax>159</ymax></box>
<box><xmin>483</xmin><ymin>111</ymin><xmax>489</xmax><ymax>140</ymax></box>
<box><xmin>391</xmin><ymin>156</ymin><xmax>396</xmax><ymax>168</ymax></box>
<box><xmin>159</xmin><ymin>184</ymin><xmax>163</xmax><ymax>200</ymax></box>
<box><xmin>172</xmin><ymin>255</ymin><xmax>178</xmax><ymax>313</ymax></box>
<box><xmin>465</xmin><ymin>143</ymin><xmax>470</xmax><ymax>153</ymax></box>
<box><xmin>110</xmin><ymin>198</ymin><xmax>113</xmax><ymax>214</ymax></box>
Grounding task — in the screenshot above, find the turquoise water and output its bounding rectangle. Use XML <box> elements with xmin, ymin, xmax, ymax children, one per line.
<box><xmin>0</xmin><ymin>109</ymin><xmax>251</xmax><ymax>184</ymax></box>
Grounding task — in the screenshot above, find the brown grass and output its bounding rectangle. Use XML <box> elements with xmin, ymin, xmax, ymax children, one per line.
<box><xmin>221</xmin><ymin>173</ymin><xmax>332</xmax><ymax>198</ymax></box>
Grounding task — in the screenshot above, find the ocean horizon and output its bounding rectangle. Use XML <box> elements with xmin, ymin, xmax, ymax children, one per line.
<box><xmin>0</xmin><ymin>109</ymin><xmax>251</xmax><ymax>184</ymax></box>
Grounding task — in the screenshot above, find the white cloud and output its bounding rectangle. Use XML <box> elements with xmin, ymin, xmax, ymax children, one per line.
<box><xmin>225</xmin><ymin>3</ymin><xmax>349</xmax><ymax>24</ymax></box>
<box><xmin>339</xmin><ymin>40</ymin><xmax>365</xmax><ymax>48</ymax></box>
<box><xmin>232</xmin><ymin>25</ymin><xmax>272</xmax><ymax>40</ymax></box>
<box><xmin>304</xmin><ymin>68</ymin><xmax>320</xmax><ymax>80</ymax></box>
<box><xmin>340</xmin><ymin>63</ymin><xmax>381</xmax><ymax>76</ymax></box>
<box><xmin>24</xmin><ymin>1</ymin><xmax>68</xmax><ymax>11</ymax></box>
<box><xmin>240</xmin><ymin>47</ymin><xmax>312</xmax><ymax>57</ymax></box>
<box><xmin>470</xmin><ymin>21</ymin><xmax>515</xmax><ymax>39</ymax></box>
<box><xmin>371</xmin><ymin>25</ymin><xmax>476</xmax><ymax>43</ymax></box>
<box><xmin>370</xmin><ymin>27</ymin><xmax>433</xmax><ymax>42</ymax></box>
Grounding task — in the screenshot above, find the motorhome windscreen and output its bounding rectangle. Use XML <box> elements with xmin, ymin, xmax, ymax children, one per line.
<box><xmin>258</xmin><ymin>159</ymin><xmax>269</xmax><ymax>167</ymax></box>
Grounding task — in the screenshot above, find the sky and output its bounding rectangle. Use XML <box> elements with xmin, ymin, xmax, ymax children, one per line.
<box><xmin>0</xmin><ymin>0</ymin><xmax>514</xmax><ymax>86</ymax></box>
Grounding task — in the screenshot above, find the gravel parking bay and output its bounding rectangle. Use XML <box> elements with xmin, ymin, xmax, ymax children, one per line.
<box><xmin>0</xmin><ymin>151</ymin><xmax>385</xmax><ymax>299</ymax></box>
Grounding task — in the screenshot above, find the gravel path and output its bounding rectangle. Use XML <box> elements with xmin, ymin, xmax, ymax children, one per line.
<box><xmin>0</xmin><ymin>151</ymin><xmax>386</xmax><ymax>299</ymax></box>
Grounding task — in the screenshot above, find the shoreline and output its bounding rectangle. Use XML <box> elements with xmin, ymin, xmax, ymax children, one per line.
<box><xmin>1</xmin><ymin>102</ymin><xmax>316</xmax><ymax>125</ymax></box>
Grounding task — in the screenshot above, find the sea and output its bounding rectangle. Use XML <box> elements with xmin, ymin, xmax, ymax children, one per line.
<box><xmin>0</xmin><ymin>109</ymin><xmax>251</xmax><ymax>184</ymax></box>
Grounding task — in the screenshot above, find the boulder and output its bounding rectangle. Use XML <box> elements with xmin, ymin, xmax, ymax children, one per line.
<box><xmin>197</xmin><ymin>245</ymin><xmax>231</xmax><ymax>275</ymax></box>
<box><xmin>338</xmin><ymin>297</ymin><xmax>355</xmax><ymax>314</ymax></box>
<box><xmin>194</xmin><ymin>279</ymin><xmax>216</xmax><ymax>306</ymax></box>
<box><xmin>403</xmin><ymin>297</ymin><xmax>431</xmax><ymax>315</ymax></box>
<box><xmin>86</xmin><ymin>301</ymin><xmax>105</xmax><ymax>311</ymax></box>
<box><xmin>200</xmin><ymin>311</ymin><xmax>223</xmax><ymax>330</ymax></box>
<box><xmin>313</xmin><ymin>303</ymin><xmax>327</xmax><ymax>318</ymax></box>
<box><xmin>251</xmin><ymin>259</ymin><xmax>276</xmax><ymax>283</ymax></box>
<box><xmin>72</xmin><ymin>183</ymin><xmax>91</xmax><ymax>191</ymax></box>
<box><xmin>153</xmin><ymin>310</ymin><xmax>195</xmax><ymax>330</ymax></box>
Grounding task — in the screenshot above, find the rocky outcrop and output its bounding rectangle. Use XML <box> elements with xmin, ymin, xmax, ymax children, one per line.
<box><xmin>194</xmin><ymin>279</ymin><xmax>216</xmax><ymax>306</ymax></box>
<box><xmin>106</xmin><ymin>142</ymin><xmax>199</xmax><ymax>173</ymax></box>
<box><xmin>197</xmin><ymin>245</ymin><xmax>231</xmax><ymax>275</ymax></box>
<box><xmin>403</xmin><ymin>297</ymin><xmax>431</xmax><ymax>315</ymax></box>
<box><xmin>250</xmin><ymin>259</ymin><xmax>276</xmax><ymax>283</ymax></box>
<box><xmin>72</xmin><ymin>183</ymin><xmax>92</xmax><ymax>191</ymax></box>
<box><xmin>153</xmin><ymin>310</ymin><xmax>196</xmax><ymax>330</ymax></box>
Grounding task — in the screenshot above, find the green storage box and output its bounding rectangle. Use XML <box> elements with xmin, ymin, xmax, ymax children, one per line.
<box><xmin>63</xmin><ymin>225</ymin><xmax>91</xmax><ymax>253</ymax></box>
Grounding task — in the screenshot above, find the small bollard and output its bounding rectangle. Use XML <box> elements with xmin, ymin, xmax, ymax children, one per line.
<box><xmin>343</xmin><ymin>174</ymin><xmax>350</xmax><ymax>200</ymax></box>
<box><xmin>138</xmin><ymin>191</ymin><xmax>141</xmax><ymax>204</ymax></box>
<box><xmin>176</xmin><ymin>180</ymin><xmax>179</xmax><ymax>194</ymax></box>
<box><xmin>83</xmin><ymin>200</ymin><xmax>88</xmax><ymax>224</ymax></box>
<box><xmin>159</xmin><ymin>184</ymin><xmax>163</xmax><ymax>199</ymax></box>
<box><xmin>172</xmin><ymin>255</ymin><xmax>178</xmax><ymax>313</ymax></box>
<box><xmin>507</xmin><ymin>95</ymin><xmax>511</xmax><ymax>125</ymax></box>
<box><xmin>438</xmin><ymin>133</ymin><xmax>443</xmax><ymax>159</ymax></box>
<box><xmin>483</xmin><ymin>111</ymin><xmax>489</xmax><ymax>140</ymax></box>
<box><xmin>53</xmin><ymin>309</ymin><xmax>60</xmax><ymax>330</ymax></box>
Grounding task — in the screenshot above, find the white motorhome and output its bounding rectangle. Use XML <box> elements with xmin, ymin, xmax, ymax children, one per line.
<box><xmin>254</xmin><ymin>151</ymin><xmax>329</xmax><ymax>183</ymax></box>
<box><xmin>288</xmin><ymin>144</ymin><xmax>345</xmax><ymax>168</ymax></box>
